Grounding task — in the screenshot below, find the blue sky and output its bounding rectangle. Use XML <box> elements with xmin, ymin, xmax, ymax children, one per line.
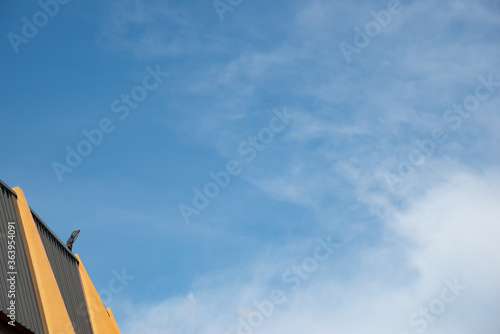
<box><xmin>1</xmin><ymin>0</ymin><xmax>500</xmax><ymax>333</ymax></box>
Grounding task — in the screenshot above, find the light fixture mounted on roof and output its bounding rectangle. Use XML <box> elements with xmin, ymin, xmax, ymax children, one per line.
<box><xmin>66</xmin><ymin>229</ymin><xmax>80</xmax><ymax>251</ymax></box>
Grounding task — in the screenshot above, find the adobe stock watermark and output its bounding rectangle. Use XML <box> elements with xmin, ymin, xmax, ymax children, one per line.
<box><xmin>51</xmin><ymin>65</ymin><xmax>170</xmax><ymax>183</ymax></box>
<box><xmin>340</xmin><ymin>0</ymin><xmax>403</xmax><ymax>64</ymax></box>
<box><xmin>384</xmin><ymin>72</ymin><xmax>500</xmax><ymax>192</ymax></box>
<box><xmin>7</xmin><ymin>0</ymin><xmax>71</xmax><ymax>54</ymax></box>
<box><xmin>73</xmin><ymin>268</ymin><xmax>135</xmax><ymax>334</ymax></box>
<box><xmin>398</xmin><ymin>278</ymin><xmax>467</xmax><ymax>334</ymax></box>
<box><xmin>6</xmin><ymin>222</ymin><xmax>17</xmax><ymax>327</ymax></box>
<box><xmin>178</xmin><ymin>107</ymin><xmax>295</xmax><ymax>224</ymax></box>
<box><xmin>213</xmin><ymin>0</ymin><xmax>244</xmax><ymax>21</ymax></box>
<box><xmin>224</xmin><ymin>235</ymin><xmax>340</xmax><ymax>334</ymax></box>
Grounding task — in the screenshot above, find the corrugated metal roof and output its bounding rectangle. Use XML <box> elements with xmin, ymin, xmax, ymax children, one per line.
<box><xmin>32</xmin><ymin>213</ymin><xmax>93</xmax><ymax>334</ymax></box>
<box><xmin>0</xmin><ymin>179</ymin><xmax>17</xmax><ymax>197</ymax></box>
<box><xmin>0</xmin><ymin>183</ymin><xmax>45</xmax><ymax>334</ymax></box>
<box><xmin>30</xmin><ymin>210</ymin><xmax>77</xmax><ymax>262</ymax></box>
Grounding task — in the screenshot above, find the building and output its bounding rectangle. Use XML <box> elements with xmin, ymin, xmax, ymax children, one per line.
<box><xmin>0</xmin><ymin>179</ymin><xmax>121</xmax><ymax>334</ymax></box>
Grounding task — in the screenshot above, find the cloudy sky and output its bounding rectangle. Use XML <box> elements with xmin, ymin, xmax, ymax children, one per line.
<box><xmin>1</xmin><ymin>0</ymin><xmax>500</xmax><ymax>333</ymax></box>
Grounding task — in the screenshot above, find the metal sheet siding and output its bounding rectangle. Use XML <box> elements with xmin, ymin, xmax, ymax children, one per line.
<box><xmin>0</xmin><ymin>184</ymin><xmax>44</xmax><ymax>334</ymax></box>
<box><xmin>31</xmin><ymin>213</ymin><xmax>93</xmax><ymax>334</ymax></box>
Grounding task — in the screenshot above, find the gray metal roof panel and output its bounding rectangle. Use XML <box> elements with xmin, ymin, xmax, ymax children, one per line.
<box><xmin>0</xmin><ymin>183</ymin><xmax>45</xmax><ymax>333</ymax></box>
<box><xmin>29</xmin><ymin>210</ymin><xmax>78</xmax><ymax>262</ymax></box>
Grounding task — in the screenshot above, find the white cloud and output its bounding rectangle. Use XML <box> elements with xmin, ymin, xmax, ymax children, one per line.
<box><xmin>118</xmin><ymin>169</ymin><xmax>500</xmax><ymax>333</ymax></box>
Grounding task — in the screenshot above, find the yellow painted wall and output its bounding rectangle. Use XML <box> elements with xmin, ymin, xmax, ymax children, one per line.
<box><xmin>13</xmin><ymin>187</ymin><xmax>75</xmax><ymax>334</ymax></box>
<box><xmin>75</xmin><ymin>254</ymin><xmax>121</xmax><ymax>334</ymax></box>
